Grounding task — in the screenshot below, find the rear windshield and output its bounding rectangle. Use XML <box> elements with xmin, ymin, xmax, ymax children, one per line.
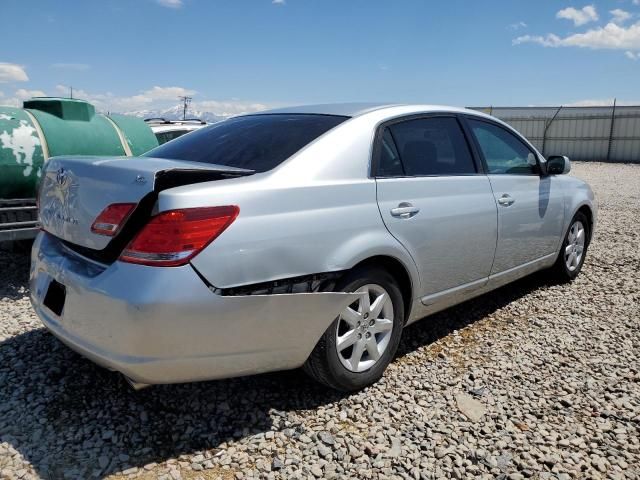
<box><xmin>144</xmin><ymin>114</ymin><xmax>349</xmax><ymax>172</ymax></box>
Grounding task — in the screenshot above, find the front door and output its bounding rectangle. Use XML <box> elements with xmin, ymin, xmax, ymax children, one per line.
<box><xmin>373</xmin><ymin>115</ymin><xmax>498</xmax><ymax>300</ymax></box>
<box><xmin>464</xmin><ymin>117</ymin><xmax>565</xmax><ymax>274</ymax></box>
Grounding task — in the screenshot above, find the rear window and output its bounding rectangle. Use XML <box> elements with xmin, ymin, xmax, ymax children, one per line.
<box><xmin>155</xmin><ymin>129</ymin><xmax>191</xmax><ymax>145</ymax></box>
<box><xmin>144</xmin><ymin>114</ymin><xmax>349</xmax><ymax>172</ymax></box>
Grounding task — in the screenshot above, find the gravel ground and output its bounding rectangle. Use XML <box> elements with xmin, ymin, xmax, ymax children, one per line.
<box><xmin>1</xmin><ymin>162</ymin><xmax>639</xmax><ymax>480</ymax></box>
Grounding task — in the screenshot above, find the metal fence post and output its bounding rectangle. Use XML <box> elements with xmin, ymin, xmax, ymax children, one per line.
<box><xmin>541</xmin><ymin>105</ymin><xmax>563</xmax><ymax>157</ymax></box>
<box><xmin>606</xmin><ymin>98</ymin><xmax>617</xmax><ymax>162</ymax></box>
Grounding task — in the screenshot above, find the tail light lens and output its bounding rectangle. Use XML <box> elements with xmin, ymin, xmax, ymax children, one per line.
<box><xmin>120</xmin><ymin>206</ymin><xmax>239</xmax><ymax>267</ymax></box>
<box><xmin>91</xmin><ymin>203</ymin><xmax>136</xmax><ymax>236</ymax></box>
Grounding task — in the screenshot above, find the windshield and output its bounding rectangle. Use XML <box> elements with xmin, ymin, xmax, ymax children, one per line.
<box><xmin>144</xmin><ymin>114</ymin><xmax>349</xmax><ymax>172</ymax></box>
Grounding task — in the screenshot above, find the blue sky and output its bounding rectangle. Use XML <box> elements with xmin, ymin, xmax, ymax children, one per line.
<box><xmin>1</xmin><ymin>0</ymin><xmax>639</xmax><ymax>115</ymax></box>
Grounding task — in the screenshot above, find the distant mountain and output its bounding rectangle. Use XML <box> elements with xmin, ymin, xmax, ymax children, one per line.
<box><xmin>124</xmin><ymin>105</ymin><xmax>227</xmax><ymax>123</ymax></box>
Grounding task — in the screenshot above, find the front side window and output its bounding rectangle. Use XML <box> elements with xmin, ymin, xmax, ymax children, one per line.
<box><xmin>468</xmin><ymin>119</ymin><xmax>539</xmax><ymax>175</ymax></box>
<box><xmin>145</xmin><ymin>114</ymin><xmax>348</xmax><ymax>172</ymax></box>
<box><xmin>379</xmin><ymin>116</ymin><xmax>476</xmax><ymax>176</ymax></box>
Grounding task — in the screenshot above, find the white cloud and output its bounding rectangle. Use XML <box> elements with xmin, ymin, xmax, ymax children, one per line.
<box><xmin>514</xmin><ymin>21</ymin><xmax>640</xmax><ymax>54</ymax></box>
<box><xmin>52</xmin><ymin>84</ymin><xmax>198</xmax><ymax>111</ymax></box>
<box><xmin>569</xmin><ymin>22</ymin><xmax>640</xmax><ymax>49</ymax></box>
<box><xmin>0</xmin><ymin>82</ymin><xmax>269</xmax><ymax>117</ymax></box>
<box><xmin>508</xmin><ymin>21</ymin><xmax>527</xmax><ymax>31</ymax></box>
<box><xmin>51</xmin><ymin>63</ymin><xmax>90</xmax><ymax>71</ymax></box>
<box><xmin>556</xmin><ymin>5</ymin><xmax>599</xmax><ymax>26</ymax></box>
<box><xmin>156</xmin><ymin>0</ymin><xmax>183</xmax><ymax>8</ymax></box>
<box><xmin>626</xmin><ymin>50</ymin><xmax>640</xmax><ymax>59</ymax></box>
<box><xmin>0</xmin><ymin>63</ymin><xmax>29</xmax><ymax>83</ymax></box>
<box><xmin>611</xmin><ymin>9</ymin><xmax>632</xmax><ymax>24</ymax></box>
<box><xmin>125</xmin><ymin>86</ymin><xmax>197</xmax><ymax>107</ymax></box>
<box><xmin>54</xmin><ymin>84</ymin><xmax>91</xmax><ymax>98</ymax></box>
<box><xmin>272</xmin><ymin>0</ymin><xmax>286</xmax><ymax>4</ymax></box>
<box><xmin>0</xmin><ymin>88</ymin><xmax>46</xmax><ymax>107</ymax></box>
<box><xmin>43</xmin><ymin>84</ymin><xmax>266</xmax><ymax>117</ymax></box>
<box><xmin>513</xmin><ymin>34</ymin><xmax>562</xmax><ymax>48</ymax></box>
<box><xmin>193</xmin><ymin>99</ymin><xmax>268</xmax><ymax>117</ymax></box>
<box><xmin>14</xmin><ymin>89</ymin><xmax>46</xmax><ymax>100</ymax></box>
<box><xmin>141</xmin><ymin>86</ymin><xmax>196</xmax><ymax>100</ymax></box>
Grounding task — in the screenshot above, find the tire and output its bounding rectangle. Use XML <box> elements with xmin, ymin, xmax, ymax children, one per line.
<box><xmin>550</xmin><ymin>211</ymin><xmax>590</xmax><ymax>283</ymax></box>
<box><xmin>303</xmin><ymin>266</ymin><xmax>405</xmax><ymax>391</ymax></box>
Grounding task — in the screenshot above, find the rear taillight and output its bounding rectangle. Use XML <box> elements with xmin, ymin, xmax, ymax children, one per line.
<box><xmin>119</xmin><ymin>206</ymin><xmax>239</xmax><ymax>267</ymax></box>
<box><xmin>91</xmin><ymin>203</ymin><xmax>136</xmax><ymax>236</ymax></box>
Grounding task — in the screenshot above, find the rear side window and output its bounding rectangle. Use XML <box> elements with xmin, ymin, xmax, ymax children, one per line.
<box><xmin>378</xmin><ymin>128</ymin><xmax>404</xmax><ymax>176</ymax></box>
<box><xmin>145</xmin><ymin>114</ymin><xmax>348</xmax><ymax>172</ymax></box>
<box><xmin>379</xmin><ymin>117</ymin><xmax>476</xmax><ymax>176</ymax></box>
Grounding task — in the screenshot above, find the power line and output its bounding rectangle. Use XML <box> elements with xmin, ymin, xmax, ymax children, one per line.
<box><xmin>178</xmin><ymin>96</ymin><xmax>192</xmax><ymax>120</ymax></box>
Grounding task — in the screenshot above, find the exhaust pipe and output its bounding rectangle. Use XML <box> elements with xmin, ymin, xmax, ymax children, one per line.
<box><xmin>124</xmin><ymin>375</ymin><xmax>151</xmax><ymax>391</ymax></box>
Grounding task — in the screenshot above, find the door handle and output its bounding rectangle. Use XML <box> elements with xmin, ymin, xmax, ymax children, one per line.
<box><xmin>390</xmin><ymin>203</ymin><xmax>420</xmax><ymax>218</ymax></box>
<box><xmin>497</xmin><ymin>194</ymin><xmax>515</xmax><ymax>207</ymax></box>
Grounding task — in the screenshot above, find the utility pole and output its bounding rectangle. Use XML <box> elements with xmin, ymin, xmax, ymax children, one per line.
<box><xmin>179</xmin><ymin>95</ymin><xmax>192</xmax><ymax>120</ymax></box>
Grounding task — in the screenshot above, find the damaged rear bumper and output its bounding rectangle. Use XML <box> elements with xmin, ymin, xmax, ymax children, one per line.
<box><xmin>29</xmin><ymin>232</ymin><xmax>358</xmax><ymax>385</ymax></box>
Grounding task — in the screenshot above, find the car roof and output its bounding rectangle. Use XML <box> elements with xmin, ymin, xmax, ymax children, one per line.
<box><xmin>149</xmin><ymin>124</ymin><xmax>205</xmax><ymax>134</ymax></box>
<box><xmin>253</xmin><ymin>103</ymin><xmax>480</xmax><ymax>118</ymax></box>
<box><xmin>144</xmin><ymin>118</ymin><xmax>207</xmax><ymax>125</ymax></box>
<box><xmin>256</xmin><ymin>103</ymin><xmax>404</xmax><ymax>117</ymax></box>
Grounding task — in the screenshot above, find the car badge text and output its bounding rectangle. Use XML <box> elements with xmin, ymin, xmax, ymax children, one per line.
<box><xmin>55</xmin><ymin>213</ymin><xmax>79</xmax><ymax>225</ymax></box>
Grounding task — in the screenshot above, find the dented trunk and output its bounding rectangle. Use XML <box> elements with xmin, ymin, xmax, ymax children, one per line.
<box><xmin>39</xmin><ymin>155</ymin><xmax>254</xmax><ymax>252</ymax></box>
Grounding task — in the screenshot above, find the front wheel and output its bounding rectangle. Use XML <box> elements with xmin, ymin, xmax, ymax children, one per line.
<box><xmin>303</xmin><ymin>266</ymin><xmax>404</xmax><ymax>391</ymax></box>
<box><xmin>550</xmin><ymin>211</ymin><xmax>590</xmax><ymax>282</ymax></box>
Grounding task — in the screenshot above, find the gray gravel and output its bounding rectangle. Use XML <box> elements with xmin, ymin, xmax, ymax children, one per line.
<box><xmin>1</xmin><ymin>161</ymin><xmax>639</xmax><ymax>480</ymax></box>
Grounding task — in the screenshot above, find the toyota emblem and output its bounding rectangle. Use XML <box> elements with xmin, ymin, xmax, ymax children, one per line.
<box><xmin>56</xmin><ymin>167</ymin><xmax>67</xmax><ymax>186</ymax></box>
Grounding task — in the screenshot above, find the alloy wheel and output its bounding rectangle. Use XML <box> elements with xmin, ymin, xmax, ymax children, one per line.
<box><xmin>335</xmin><ymin>284</ymin><xmax>394</xmax><ymax>373</ymax></box>
<box><xmin>564</xmin><ymin>220</ymin><xmax>586</xmax><ymax>272</ymax></box>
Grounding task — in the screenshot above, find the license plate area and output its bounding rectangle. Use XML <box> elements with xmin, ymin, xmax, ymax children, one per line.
<box><xmin>44</xmin><ymin>279</ymin><xmax>66</xmax><ymax>316</ymax></box>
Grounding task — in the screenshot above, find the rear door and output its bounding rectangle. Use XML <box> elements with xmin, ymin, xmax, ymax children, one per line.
<box><xmin>463</xmin><ymin>116</ymin><xmax>565</xmax><ymax>274</ymax></box>
<box><xmin>374</xmin><ymin>114</ymin><xmax>498</xmax><ymax>302</ymax></box>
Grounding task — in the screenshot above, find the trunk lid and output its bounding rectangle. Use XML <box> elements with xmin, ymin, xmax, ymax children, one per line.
<box><xmin>39</xmin><ymin>156</ymin><xmax>253</xmax><ymax>250</ymax></box>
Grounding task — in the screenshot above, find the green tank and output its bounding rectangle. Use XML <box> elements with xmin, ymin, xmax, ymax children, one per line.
<box><xmin>0</xmin><ymin>97</ymin><xmax>159</xmax><ymax>241</ymax></box>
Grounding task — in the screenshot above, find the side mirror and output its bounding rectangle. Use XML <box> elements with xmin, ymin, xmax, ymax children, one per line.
<box><xmin>546</xmin><ymin>155</ymin><xmax>571</xmax><ymax>175</ymax></box>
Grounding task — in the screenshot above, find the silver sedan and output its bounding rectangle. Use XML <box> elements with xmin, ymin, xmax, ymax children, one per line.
<box><xmin>30</xmin><ymin>104</ymin><xmax>596</xmax><ymax>391</ymax></box>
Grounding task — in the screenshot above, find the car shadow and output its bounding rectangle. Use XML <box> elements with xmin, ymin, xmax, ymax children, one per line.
<box><xmin>0</xmin><ymin>328</ymin><xmax>347</xmax><ymax>479</ymax></box>
<box><xmin>396</xmin><ymin>270</ymin><xmax>554</xmax><ymax>359</ymax></box>
<box><xmin>0</xmin><ymin>248</ymin><xmax>555</xmax><ymax>479</ymax></box>
<box><xmin>0</xmin><ymin>241</ymin><xmax>32</xmax><ymax>301</ymax></box>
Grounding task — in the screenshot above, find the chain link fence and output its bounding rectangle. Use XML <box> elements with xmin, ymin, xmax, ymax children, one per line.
<box><xmin>471</xmin><ymin>105</ymin><xmax>640</xmax><ymax>163</ymax></box>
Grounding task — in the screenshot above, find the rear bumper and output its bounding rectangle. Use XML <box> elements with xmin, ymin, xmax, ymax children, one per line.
<box><xmin>30</xmin><ymin>232</ymin><xmax>357</xmax><ymax>385</ymax></box>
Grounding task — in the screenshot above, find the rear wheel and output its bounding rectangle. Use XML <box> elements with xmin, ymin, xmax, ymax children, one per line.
<box><xmin>550</xmin><ymin>211</ymin><xmax>590</xmax><ymax>282</ymax></box>
<box><xmin>303</xmin><ymin>266</ymin><xmax>404</xmax><ymax>391</ymax></box>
